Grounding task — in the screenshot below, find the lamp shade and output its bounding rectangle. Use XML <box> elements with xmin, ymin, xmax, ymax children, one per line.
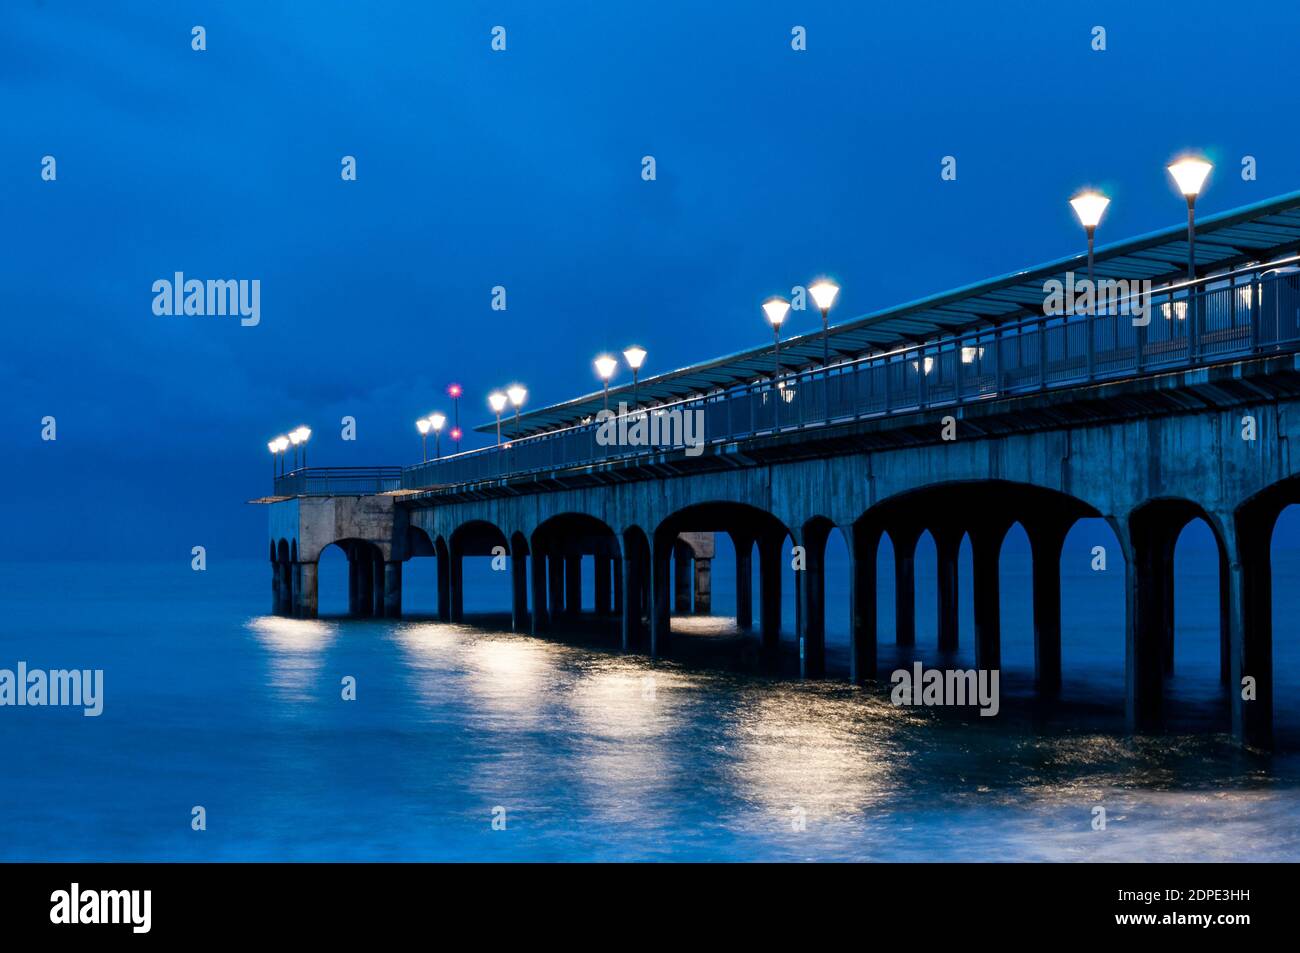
<box><xmin>1069</xmin><ymin>191</ymin><xmax>1110</xmax><ymax>229</ymax></box>
<box><xmin>762</xmin><ymin>296</ymin><xmax>790</xmax><ymax>327</ymax></box>
<box><xmin>1168</xmin><ymin>157</ymin><xmax>1212</xmax><ymax>197</ymax></box>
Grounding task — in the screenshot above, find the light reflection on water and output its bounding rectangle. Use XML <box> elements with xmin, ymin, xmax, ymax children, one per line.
<box><xmin>312</xmin><ymin>615</ymin><xmax>1300</xmax><ymax>860</ymax></box>
<box><xmin>2</xmin><ymin>558</ymin><xmax>1299</xmax><ymax>861</ymax></box>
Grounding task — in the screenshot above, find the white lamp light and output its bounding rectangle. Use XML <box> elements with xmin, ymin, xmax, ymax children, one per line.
<box><xmin>1167</xmin><ymin>157</ymin><xmax>1212</xmax><ymax>198</ymax></box>
<box><xmin>762</xmin><ymin>296</ymin><xmax>790</xmax><ymax>327</ymax></box>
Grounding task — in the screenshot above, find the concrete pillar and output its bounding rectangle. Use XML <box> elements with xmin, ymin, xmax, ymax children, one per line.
<box><xmin>970</xmin><ymin>521</ymin><xmax>1008</xmax><ymax>672</ymax></box>
<box><xmin>651</xmin><ymin>539</ymin><xmax>672</xmax><ymax>657</ymax></box>
<box><xmin>798</xmin><ymin>533</ymin><xmax>826</xmax><ymax>679</ymax></box>
<box><xmin>674</xmin><ymin>548</ymin><xmax>692</xmax><ymax>614</ymax></box>
<box><xmin>594</xmin><ymin>556</ymin><xmax>612</xmax><ymax>616</ymax></box>
<box><xmin>371</xmin><ymin>555</ymin><xmax>385</xmax><ymax>618</ymax></box>
<box><xmin>548</xmin><ymin>555</ymin><xmax>565</xmax><ymax>622</ymax></box>
<box><xmin>531</xmin><ymin>551</ymin><xmax>550</xmax><ymax>635</ymax></box>
<box><xmin>694</xmin><ymin>557</ymin><xmax>712</xmax><ymax>615</ymax></box>
<box><xmin>934</xmin><ymin>528</ymin><xmax>961</xmax><ymax>652</ymax></box>
<box><xmin>757</xmin><ymin>536</ymin><xmax>782</xmax><ymax>651</ymax></box>
<box><xmin>1161</xmin><ymin>535</ymin><xmax>1177</xmax><ymax>676</ymax></box>
<box><xmin>1029</xmin><ymin>521</ymin><xmax>1070</xmax><ymax>696</ymax></box>
<box><xmin>356</xmin><ymin>556</ymin><xmax>374</xmax><ymax>618</ymax></box>
<box><xmin>1227</xmin><ymin>511</ymin><xmax>1273</xmax><ymax>748</ymax></box>
<box><xmin>620</xmin><ymin>551</ymin><xmax>640</xmax><ymax>651</ymax></box>
<box><xmin>294</xmin><ymin>562</ymin><xmax>318</xmax><ymax>618</ymax></box>
<box><xmin>850</xmin><ymin>525</ymin><xmax>879</xmax><ymax>682</ymax></box>
<box><xmin>613</xmin><ymin>557</ymin><xmax>623</xmax><ymax>617</ymax></box>
<box><xmin>734</xmin><ymin>538</ymin><xmax>753</xmax><ymax>631</ymax></box>
<box><xmin>271</xmin><ymin>561</ymin><xmax>281</xmax><ymax>614</ymax></box>
<box><xmin>347</xmin><ymin>555</ymin><xmax>360</xmax><ymax>615</ymax></box>
<box><xmin>449</xmin><ymin>548</ymin><xmax>464</xmax><ymax>623</ymax></box>
<box><xmin>383</xmin><ymin>561</ymin><xmax>402</xmax><ymax>618</ymax></box>
<box><xmin>436</xmin><ymin>548</ymin><xmax>451</xmax><ymax>622</ymax></box>
<box><xmin>511</xmin><ymin>550</ymin><xmax>529</xmax><ymax>632</ymax></box>
<box><xmin>1124</xmin><ymin>519</ymin><xmax>1168</xmax><ymax>733</ymax></box>
<box><xmin>565</xmin><ymin>555</ymin><xmax>582</xmax><ymax>617</ymax></box>
<box><xmin>1218</xmin><ymin>549</ymin><xmax>1231</xmax><ymax>685</ymax></box>
<box><xmin>891</xmin><ymin>524</ymin><xmax>922</xmax><ymax>645</ymax></box>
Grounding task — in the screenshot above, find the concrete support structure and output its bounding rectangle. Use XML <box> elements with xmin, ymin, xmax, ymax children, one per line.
<box><xmin>265</xmin><ymin>352</ymin><xmax>1300</xmax><ymax>749</ymax></box>
<box><xmin>757</xmin><ymin>536</ymin><xmax>782</xmax><ymax>651</ymax></box>
<box><xmin>732</xmin><ymin>535</ymin><xmax>753</xmax><ymax>631</ymax></box>
<box><xmin>620</xmin><ymin>549</ymin><xmax>642</xmax><ymax>651</ymax></box>
<box><xmin>436</xmin><ymin>542</ymin><xmax>451</xmax><ymax>623</ymax></box>
<box><xmin>970</xmin><ymin>520</ymin><xmax>1009</xmax><ymax>672</ymax></box>
<box><xmin>650</xmin><ymin>538</ymin><xmax>672</xmax><ymax>657</ymax></box>
<box><xmin>694</xmin><ymin>557</ymin><xmax>712</xmax><ymax>614</ymax></box>
<box><xmin>448</xmin><ymin>547</ymin><xmax>464</xmax><ymax>622</ymax></box>
<box><xmin>849</xmin><ymin>524</ymin><xmax>880</xmax><ymax>683</ymax></box>
<box><xmin>673</xmin><ymin>546</ymin><xmax>692</xmax><ymax>614</ymax></box>
<box><xmin>531</xmin><ymin>551</ymin><xmax>550</xmax><ymax>635</ymax></box>
<box><xmin>565</xmin><ymin>555</ymin><xmax>582</xmax><ymax>617</ymax></box>
<box><xmin>797</xmin><ymin>525</ymin><xmax>828</xmax><ymax>679</ymax></box>
<box><xmin>293</xmin><ymin>562</ymin><xmax>318</xmax><ymax>618</ymax></box>
<box><xmin>382</xmin><ymin>561</ymin><xmax>402</xmax><ymax>618</ymax></box>
<box><xmin>1028</xmin><ymin>520</ymin><xmax>1069</xmax><ymax>696</ymax></box>
<box><xmin>934</xmin><ymin>527</ymin><xmax>961</xmax><ymax>653</ymax></box>
<box><xmin>890</xmin><ymin>524</ymin><xmax>922</xmax><ymax>646</ymax></box>
<box><xmin>594</xmin><ymin>556</ymin><xmax>612</xmax><ymax>616</ymax></box>
<box><xmin>547</xmin><ymin>555</ymin><xmax>564</xmax><ymax>622</ymax></box>
<box><xmin>511</xmin><ymin>549</ymin><xmax>529</xmax><ymax>632</ymax></box>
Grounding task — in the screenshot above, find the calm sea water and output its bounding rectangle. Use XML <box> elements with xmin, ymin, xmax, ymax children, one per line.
<box><xmin>2</xmin><ymin>522</ymin><xmax>1299</xmax><ymax>861</ymax></box>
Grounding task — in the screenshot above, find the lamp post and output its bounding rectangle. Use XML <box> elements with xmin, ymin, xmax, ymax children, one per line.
<box><xmin>1070</xmin><ymin>190</ymin><xmax>1110</xmax><ymax>380</ymax></box>
<box><xmin>1168</xmin><ymin>157</ymin><xmax>1212</xmax><ymax>282</ymax></box>
<box><xmin>507</xmin><ymin>385</ymin><xmax>527</xmax><ymax>439</ymax></box>
<box><xmin>288</xmin><ymin>428</ymin><xmax>302</xmax><ymax>470</ymax></box>
<box><xmin>808</xmin><ymin>279</ymin><xmax>840</xmax><ymax>369</ymax></box>
<box><xmin>1068</xmin><ymin>191</ymin><xmax>1110</xmax><ymax>297</ymax></box>
<box><xmin>275</xmin><ymin>435</ymin><xmax>289</xmax><ymax>477</ymax></box>
<box><xmin>447</xmin><ymin>384</ymin><xmax>463</xmax><ymax>451</ymax></box>
<box><xmin>416</xmin><ymin>417</ymin><xmax>431</xmax><ymax>462</ymax></box>
<box><xmin>488</xmin><ymin>391</ymin><xmax>508</xmax><ymax>445</ymax></box>
<box><xmin>292</xmin><ymin>426</ymin><xmax>310</xmax><ymax>468</ymax></box>
<box><xmin>763</xmin><ymin>296</ymin><xmax>790</xmax><ymax>428</ymax></box>
<box><xmin>594</xmin><ymin>355</ymin><xmax>617</xmax><ymax>411</ymax></box>
<box><xmin>623</xmin><ymin>347</ymin><xmax>646</xmax><ymax>414</ymax></box>
<box><xmin>268</xmin><ymin>440</ymin><xmax>279</xmax><ymax>481</ymax></box>
<box><xmin>429</xmin><ymin>412</ymin><xmax>446</xmax><ymax>459</ymax></box>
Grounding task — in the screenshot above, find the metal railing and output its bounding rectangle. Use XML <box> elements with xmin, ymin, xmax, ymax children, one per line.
<box><xmin>397</xmin><ymin>262</ymin><xmax>1300</xmax><ymax>492</ymax></box>
<box><xmin>274</xmin><ymin>466</ymin><xmax>402</xmax><ymax>497</ymax></box>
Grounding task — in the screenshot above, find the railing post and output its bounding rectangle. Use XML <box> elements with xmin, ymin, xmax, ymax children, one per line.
<box><xmin>918</xmin><ymin>351</ymin><xmax>929</xmax><ymax>408</ymax></box>
<box><xmin>1086</xmin><ymin>308</ymin><xmax>1095</xmax><ymax>381</ymax></box>
<box><xmin>992</xmin><ymin>329</ymin><xmax>1001</xmax><ymax>394</ymax></box>
<box><xmin>1189</xmin><ymin>283</ymin><xmax>1200</xmax><ymax>363</ymax></box>
<box><xmin>883</xmin><ymin>358</ymin><xmax>892</xmax><ymax>413</ymax></box>
<box><xmin>1249</xmin><ymin>275</ymin><xmax>1260</xmax><ymax>351</ymax></box>
<box><xmin>1038</xmin><ymin>318</ymin><xmax>1047</xmax><ymax>389</ymax></box>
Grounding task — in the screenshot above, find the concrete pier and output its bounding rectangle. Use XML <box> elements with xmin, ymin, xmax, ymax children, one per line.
<box><xmin>262</xmin><ymin>349</ymin><xmax>1300</xmax><ymax>749</ymax></box>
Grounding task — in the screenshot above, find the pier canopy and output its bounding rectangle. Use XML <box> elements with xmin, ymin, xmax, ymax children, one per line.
<box><xmin>481</xmin><ymin>190</ymin><xmax>1300</xmax><ymax>437</ymax></box>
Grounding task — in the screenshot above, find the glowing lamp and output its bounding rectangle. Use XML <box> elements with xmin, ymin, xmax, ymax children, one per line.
<box><xmin>594</xmin><ymin>355</ymin><xmax>618</xmax><ymax>380</ymax></box>
<box><xmin>1069</xmin><ymin>191</ymin><xmax>1110</xmax><ymax>230</ymax></box>
<box><xmin>1168</xmin><ymin>157</ymin><xmax>1212</xmax><ymax>197</ymax></box>
<box><xmin>808</xmin><ymin>279</ymin><xmax>840</xmax><ymax>312</ymax></box>
<box><xmin>762</xmin><ymin>296</ymin><xmax>790</xmax><ymax>327</ymax></box>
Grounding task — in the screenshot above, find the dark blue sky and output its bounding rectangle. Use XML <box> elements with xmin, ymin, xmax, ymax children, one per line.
<box><xmin>6</xmin><ymin>0</ymin><xmax>1299</xmax><ymax>559</ymax></box>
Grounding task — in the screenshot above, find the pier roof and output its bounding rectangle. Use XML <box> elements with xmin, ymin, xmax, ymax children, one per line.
<box><xmin>481</xmin><ymin>190</ymin><xmax>1300</xmax><ymax>436</ymax></box>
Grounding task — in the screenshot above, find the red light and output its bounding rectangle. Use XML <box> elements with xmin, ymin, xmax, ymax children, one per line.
<box><xmin>447</xmin><ymin>383</ymin><xmax>463</xmax><ymax>398</ymax></box>
<box><xmin>450</xmin><ymin>428</ymin><xmax>462</xmax><ymax>441</ymax></box>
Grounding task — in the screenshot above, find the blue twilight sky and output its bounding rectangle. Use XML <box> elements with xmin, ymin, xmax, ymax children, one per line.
<box><xmin>4</xmin><ymin>0</ymin><xmax>1300</xmax><ymax>560</ymax></box>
